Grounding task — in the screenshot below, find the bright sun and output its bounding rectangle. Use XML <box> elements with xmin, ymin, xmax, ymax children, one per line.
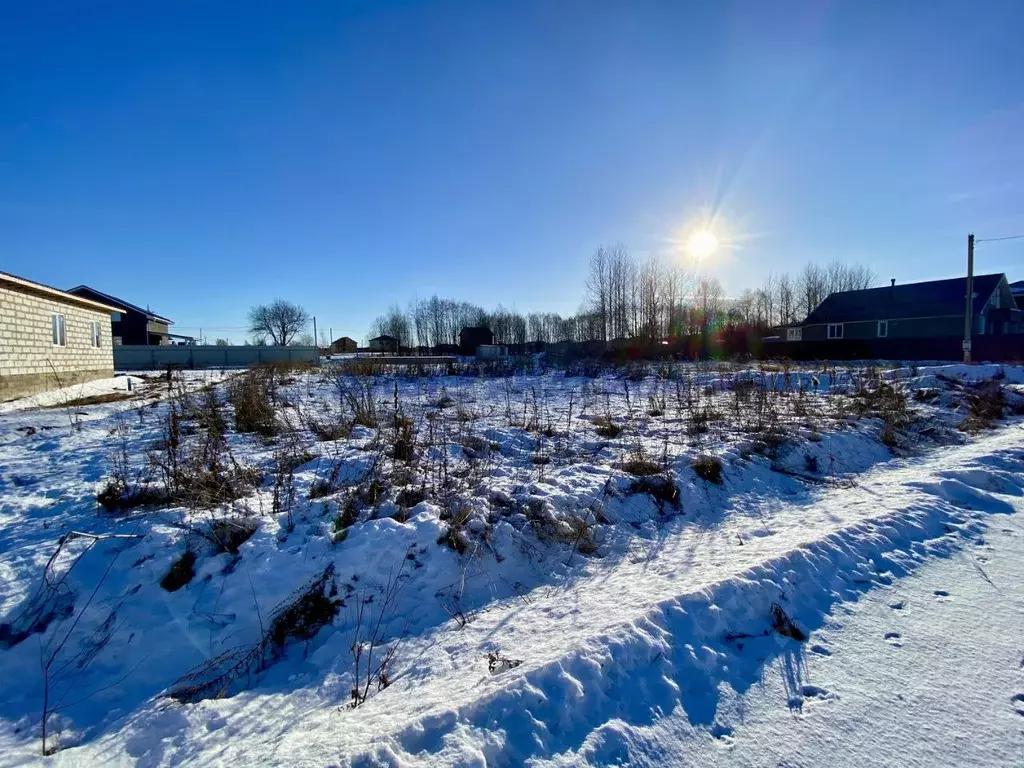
<box><xmin>686</xmin><ymin>230</ymin><xmax>719</xmax><ymax>260</ymax></box>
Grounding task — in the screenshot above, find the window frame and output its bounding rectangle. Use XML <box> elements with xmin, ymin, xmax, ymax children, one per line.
<box><xmin>786</xmin><ymin>327</ymin><xmax>802</xmax><ymax>342</ymax></box>
<box><xmin>827</xmin><ymin>323</ymin><xmax>844</xmax><ymax>340</ymax></box>
<box><xmin>877</xmin><ymin>320</ymin><xmax>888</xmax><ymax>338</ymax></box>
<box><xmin>51</xmin><ymin>313</ymin><xmax>67</xmax><ymax>347</ymax></box>
<box><xmin>91</xmin><ymin>320</ymin><xmax>102</xmax><ymax>347</ymax></box>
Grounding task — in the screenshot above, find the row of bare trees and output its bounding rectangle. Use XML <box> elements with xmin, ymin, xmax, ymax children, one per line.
<box><xmin>730</xmin><ymin>262</ymin><xmax>877</xmax><ymax>329</ymax></box>
<box><xmin>367</xmin><ymin>245</ymin><xmax>877</xmax><ymax>347</ymax></box>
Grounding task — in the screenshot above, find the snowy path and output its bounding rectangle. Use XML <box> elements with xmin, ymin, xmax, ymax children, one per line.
<box><xmin>57</xmin><ymin>424</ymin><xmax>1024</xmax><ymax>767</ymax></box>
<box><xmin>548</xmin><ymin>483</ymin><xmax>1024</xmax><ymax>768</ymax></box>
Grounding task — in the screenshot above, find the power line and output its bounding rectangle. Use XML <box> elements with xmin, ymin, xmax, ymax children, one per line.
<box><xmin>975</xmin><ymin>234</ymin><xmax>1024</xmax><ymax>243</ymax></box>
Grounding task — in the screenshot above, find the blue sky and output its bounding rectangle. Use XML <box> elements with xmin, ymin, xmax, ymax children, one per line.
<box><xmin>2</xmin><ymin>1</ymin><xmax>1022</xmax><ymax>343</ymax></box>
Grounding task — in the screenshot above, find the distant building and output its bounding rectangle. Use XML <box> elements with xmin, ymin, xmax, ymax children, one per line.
<box><xmin>459</xmin><ymin>326</ymin><xmax>494</xmax><ymax>355</ymax></box>
<box><xmin>67</xmin><ymin>286</ymin><xmax>184</xmax><ymax>345</ymax></box>
<box><xmin>1</xmin><ymin>271</ymin><xmax>123</xmax><ymax>400</ymax></box>
<box><xmin>787</xmin><ymin>273</ymin><xmax>1021</xmax><ymax>341</ymax></box>
<box><xmin>368</xmin><ymin>334</ymin><xmax>399</xmax><ymax>353</ymax></box>
<box><xmin>329</xmin><ymin>336</ymin><xmax>357</xmax><ymax>354</ymax></box>
<box><xmin>1011</xmin><ymin>280</ymin><xmax>1024</xmax><ymax>305</ymax></box>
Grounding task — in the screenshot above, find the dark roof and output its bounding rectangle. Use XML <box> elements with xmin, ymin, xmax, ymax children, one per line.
<box><xmin>0</xmin><ymin>271</ymin><xmax>125</xmax><ymax>313</ymax></box>
<box><xmin>803</xmin><ymin>274</ymin><xmax>1005</xmax><ymax>325</ymax></box>
<box><xmin>370</xmin><ymin>334</ymin><xmax>398</xmax><ymax>341</ymax></box>
<box><xmin>1011</xmin><ymin>280</ymin><xmax>1024</xmax><ymax>291</ymax></box>
<box><xmin>67</xmin><ymin>285</ymin><xmax>173</xmax><ymax>325</ymax></box>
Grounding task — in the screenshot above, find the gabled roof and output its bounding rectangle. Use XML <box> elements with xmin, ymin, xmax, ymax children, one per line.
<box><xmin>0</xmin><ymin>271</ymin><xmax>124</xmax><ymax>314</ymax></box>
<box><xmin>369</xmin><ymin>334</ymin><xmax>398</xmax><ymax>341</ymax></box>
<box><xmin>803</xmin><ymin>274</ymin><xmax>1005</xmax><ymax>325</ymax></box>
<box><xmin>67</xmin><ymin>285</ymin><xmax>173</xmax><ymax>325</ymax></box>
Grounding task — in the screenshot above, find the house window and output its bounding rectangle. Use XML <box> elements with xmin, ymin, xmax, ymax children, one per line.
<box><xmin>877</xmin><ymin>320</ymin><xmax>888</xmax><ymax>338</ymax></box>
<box><xmin>827</xmin><ymin>323</ymin><xmax>843</xmax><ymax>339</ymax></box>
<box><xmin>111</xmin><ymin>311</ymin><xmax>122</xmax><ymax>322</ymax></box>
<box><xmin>51</xmin><ymin>313</ymin><xmax>66</xmax><ymax>346</ymax></box>
<box><xmin>786</xmin><ymin>327</ymin><xmax>802</xmax><ymax>341</ymax></box>
<box><xmin>91</xmin><ymin>320</ymin><xmax>102</xmax><ymax>347</ymax></box>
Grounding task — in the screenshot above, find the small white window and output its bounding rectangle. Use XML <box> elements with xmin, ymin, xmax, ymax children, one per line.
<box><xmin>786</xmin><ymin>327</ymin><xmax>802</xmax><ymax>341</ymax></box>
<box><xmin>91</xmin><ymin>320</ymin><xmax>102</xmax><ymax>347</ymax></box>
<box><xmin>51</xmin><ymin>313</ymin><xmax>66</xmax><ymax>346</ymax></box>
<box><xmin>827</xmin><ymin>323</ymin><xmax>843</xmax><ymax>339</ymax></box>
<box><xmin>877</xmin><ymin>320</ymin><xmax>888</xmax><ymax>338</ymax></box>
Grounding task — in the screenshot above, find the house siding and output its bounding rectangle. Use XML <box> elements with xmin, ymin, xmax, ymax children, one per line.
<box><xmin>800</xmin><ymin>315</ymin><xmax>966</xmax><ymax>342</ymax></box>
<box><xmin>0</xmin><ymin>285</ymin><xmax>115</xmax><ymax>400</ymax></box>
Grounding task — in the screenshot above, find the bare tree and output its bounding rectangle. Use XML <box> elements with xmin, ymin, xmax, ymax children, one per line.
<box><xmin>248</xmin><ymin>300</ymin><xmax>310</xmax><ymax>346</ymax></box>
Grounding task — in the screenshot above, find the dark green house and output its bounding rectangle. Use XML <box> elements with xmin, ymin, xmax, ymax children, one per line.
<box><xmin>787</xmin><ymin>273</ymin><xmax>1022</xmax><ymax>343</ymax></box>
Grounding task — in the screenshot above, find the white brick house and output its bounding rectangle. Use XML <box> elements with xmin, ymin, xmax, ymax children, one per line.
<box><xmin>0</xmin><ymin>271</ymin><xmax>124</xmax><ymax>401</ymax></box>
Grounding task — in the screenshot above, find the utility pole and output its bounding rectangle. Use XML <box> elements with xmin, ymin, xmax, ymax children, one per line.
<box><xmin>313</xmin><ymin>316</ymin><xmax>318</xmax><ymax>350</ymax></box>
<box><xmin>963</xmin><ymin>233</ymin><xmax>974</xmax><ymax>364</ymax></box>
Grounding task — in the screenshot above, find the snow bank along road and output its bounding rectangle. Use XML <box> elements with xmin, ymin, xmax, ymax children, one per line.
<box><xmin>40</xmin><ymin>423</ymin><xmax>1024</xmax><ymax>767</ymax></box>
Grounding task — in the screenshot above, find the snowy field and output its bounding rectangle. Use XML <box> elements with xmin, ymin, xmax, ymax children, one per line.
<box><xmin>1</xmin><ymin>361</ymin><xmax>1023</xmax><ymax>766</ymax></box>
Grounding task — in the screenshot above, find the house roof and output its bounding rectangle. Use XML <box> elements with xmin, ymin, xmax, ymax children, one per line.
<box><xmin>66</xmin><ymin>285</ymin><xmax>173</xmax><ymax>325</ymax></box>
<box><xmin>803</xmin><ymin>273</ymin><xmax>1005</xmax><ymax>325</ymax></box>
<box><xmin>1010</xmin><ymin>280</ymin><xmax>1024</xmax><ymax>292</ymax></box>
<box><xmin>369</xmin><ymin>334</ymin><xmax>398</xmax><ymax>341</ymax></box>
<box><xmin>0</xmin><ymin>271</ymin><xmax>124</xmax><ymax>314</ymax></box>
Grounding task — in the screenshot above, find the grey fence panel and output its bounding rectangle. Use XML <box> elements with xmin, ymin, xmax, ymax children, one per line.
<box><xmin>113</xmin><ymin>346</ymin><xmax>319</xmax><ymax>370</ymax></box>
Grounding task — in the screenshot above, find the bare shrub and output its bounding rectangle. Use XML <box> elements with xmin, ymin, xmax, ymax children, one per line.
<box><xmin>168</xmin><ymin>564</ymin><xmax>341</xmax><ymax>704</ymax></box>
<box><xmin>396</xmin><ymin>486</ymin><xmax>428</xmax><ymax>509</ymax></box>
<box><xmin>628</xmin><ymin>475</ymin><xmax>680</xmax><ymax>508</ymax></box>
<box><xmin>349</xmin><ymin>562</ymin><xmax>409</xmax><ymax>707</ymax></box>
<box><xmin>150</xmin><ymin>403</ymin><xmax>262</xmax><ymax>508</ymax></box>
<box><xmin>770</xmin><ymin>602</ymin><xmax>807</xmax><ymax>641</ymax></box>
<box><xmin>331</xmin><ymin>499</ymin><xmax>360</xmax><ymax>543</ymax></box>
<box><xmin>228</xmin><ymin>369</ymin><xmax>278</xmax><ymax>436</ymax></box>
<box><xmin>337</xmin><ymin>377</ymin><xmax>378</xmax><ymax>428</ymax></box>
<box><xmin>556</xmin><ymin>513</ymin><xmax>597</xmax><ymax>556</ymax></box>
<box><xmin>96</xmin><ymin>414</ymin><xmax>168</xmax><ymax>512</ymax></box>
<box><xmin>593</xmin><ymin>416</ymin><xmax>623</xmax><ymax>438</ymax></box>
<box><xmin>618</xmin><ymin>454</ymin><xmax>661</xmax><ymax>476</ymax></box>
<box><xmin>438</xmin><ymin>504</ymin><xmax>473</xmax><ymax>554</ymax></box>
<box><xmin>266</xmin><ymin>565</ymin><xmax>343</xmax><ymax>652</ymax></box>
<box><xmin>960</xmin><ymin>379</ymin><xmax>1006</xmax><ymax>432</ymax></box>
<box><xmin>160</xmin><ymin>550</ymin><xmax>196</xmax><ymax>592</ymax></box>
<box><xmin>392</xmin><ymin>414</ymin><xmax>416</xmax><ymax>463</ymax></box>
<box><xmin>305</xmin><ymin>413</ymin><xmax>351</xmax><ymax>442</ymax></box>
<box><xmin>692</xmin><ymin>454</ymin><xmax>723</xmax><ymax>484</ymax></box>
<box><xmin>206</xmin><ymin>518</ymin><xmax>258</xmax><ymax>554</ymax></box>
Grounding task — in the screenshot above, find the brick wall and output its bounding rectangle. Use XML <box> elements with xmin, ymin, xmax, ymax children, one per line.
<box><xmin>0</xmin><ymin>284</ymin><xmax>115</xmax><ymax>398</ymax></box>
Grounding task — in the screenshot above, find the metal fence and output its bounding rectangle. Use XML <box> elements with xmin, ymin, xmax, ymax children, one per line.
<box><xmin>113</xmin><ymin>345</ymin><xmax>319</xmax><ymax>370</ymax></box>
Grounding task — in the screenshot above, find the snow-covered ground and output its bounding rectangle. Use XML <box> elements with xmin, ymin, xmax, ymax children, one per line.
<box><xmin>0</xmin><ymin>362</ymin><xmax>1022</xmax><ymax>766</ymax></box>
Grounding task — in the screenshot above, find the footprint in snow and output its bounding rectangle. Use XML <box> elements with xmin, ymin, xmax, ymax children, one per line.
<box><xmin>809</xmin><ymin>644</ymin><xmax>832</xmax><ymax>656</ymax></box>
<box><xmin>889</xmin><ymin>600</ymin><xmax>906</xmax><ymax>610</ymax></box>
<box><xmin>934</xmin><ymin>590</ymin><xmax>951</xmax><ymax>599</ymax></box>
<box><xmin>1012</xmin><ymin>694</ymin><xmax>1024</xmax><ymax>717</ymax></box>
<box><xmin>885</xmin><ymin>632</ymin><xmax>903</xmax><ymax>647</ymax></box>
<box><xmin>788</xmin><ymin>685</ymin><xmax>837</xmax><ymax>711</ymax></box>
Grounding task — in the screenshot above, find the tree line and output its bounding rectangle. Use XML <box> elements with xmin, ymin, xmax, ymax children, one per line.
<box><xmin>366</xmin><ymin>245</ymin><xmax>876</xmax><ymax>348</ymax></box>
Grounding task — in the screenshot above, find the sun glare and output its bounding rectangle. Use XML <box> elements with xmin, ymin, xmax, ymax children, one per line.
<box><xmin>686</xmin><ymin>230</ymin><xmax>719</xmax><ymax>260</ymax></box>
